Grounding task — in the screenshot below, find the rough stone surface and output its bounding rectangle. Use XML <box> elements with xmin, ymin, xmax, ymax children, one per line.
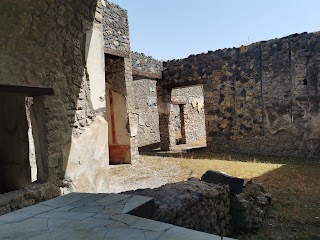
<box><xmin>171</xmin><ymin>85</ymin><xmax>206</xmax><ymax>143</ymax></box>
<box><xmin>128</xmin><ymin>178</ymin><xmax>232</xmax><ymax>236</ymax></box>
<box><xmin>132</xmin><ymin>52</ymin><xmax>163</xmax><ymax>75</ymax></box>
<box><xmin>201</xmin><ymin>170</ymin><xmax>244</xmax><ymax>195</ymax></box>
<box><xmin>0</xmin><ymin>0</ymin><xmax>114</xmax><ymax>214</ymax></box>
<box><xmin>1</xmin><ymin>0</ymin><xmax>318</xmax><ymax>221</ymax></box>
<box><xmin>104</xmin><ymin>1</ymin><xmax>130</xmax><ymax>53</ymax></box>
<box><xmin>231</xmin><ymin>182</ymin><xmax>272</xmax><ymax>233</ymax></box>
<box><xmin>123</xmin><ymin>170</ymin><xmax>272</xmax><ymax>236</ymax></box>
<box><xmin>62</xmin><ymin>116</ymin><xmax>109</xmax><ymax>193</ymax></box>
<box><xmin>0</xmin><ymin>193</ymin><xmax>230</xmax><ymax>240</ymax></box>
<box><xmin>133</xmin><ymin>76</ymin><xmax>205</xmax><ymax>149</ymax></box>
<box><xmin>104</xmin><ymin>51</ymin><xmax>140</xmax><ymax>164</ymax></box>
<box><xmin>162</xmin><ymin>32</ymin><xmax>320</xmax><ymax>156</ymax></box>
<box><xmin>133</xmin><ymin>79</ymin><xmax>160</xmax><ymax>148</ymax></box>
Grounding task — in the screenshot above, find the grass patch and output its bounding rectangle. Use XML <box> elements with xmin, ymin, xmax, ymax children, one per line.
<box><xmin>140</xmin><ymin>149</ymin><xmax>320</xmax><ymax>239</ymax></box>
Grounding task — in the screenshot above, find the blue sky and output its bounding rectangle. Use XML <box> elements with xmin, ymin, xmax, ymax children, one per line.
<box><xmin>110</xmin><ymin>0</ymin><xmax>320</xmax><ymax>60</ymax></box>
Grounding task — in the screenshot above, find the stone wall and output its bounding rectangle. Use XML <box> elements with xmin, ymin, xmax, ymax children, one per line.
<box><xmin>171</xmin><ymin>86</ymin><xmax>206</xmax><ymax>143</ymax></box>
<box><xmin>133</xmin><ymin>79</ymin><xmax>160</xmax><ymax>148</ymax></box>
<box><xmin>132</xmin><ymin>52</ymin><xmax>163</xmax><ymax>75</ymax></box>
<box><xmin>0</xmin><ymin>0</ymin><xmax>111</xmax><ymax>214</ymax></box>
<box><xmin>105</xmin><ymin>56</ymin><xmax>132</xmax><ymax>164</ymax></box>
<box><xmin>162</xmin><ymin>32</ymin><xmax>320</xmax><ymax>156</ymax></box>
<box><xmin>133</xmin><ymin>81</ymin><xmax>206</xmax><ymax>148</ymax></box>
<box><xmin>104</xmin><ymin>3</ymin><xmax>139</xmax><ymax>164</ymax></box>
<box><xmin>131</xmin><ymin>53</ymin><xmax>206</xmax><ymax>149</ymax></box>
<box><xmin>131</xmin><ymin>53</ymin><xmax>162</xmax><ymax>149</ymax></box>
<box><xmin>104</xmin><ymin>1</ymin><xmax>130</xmax><ymax>54</ymax></box>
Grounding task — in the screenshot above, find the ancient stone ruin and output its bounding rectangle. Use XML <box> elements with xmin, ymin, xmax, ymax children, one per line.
<box><xmin>128</xmin><ymin>171</ymin><xmax>272</xmax><ymax>237</ymax></box>
<box><xmin>0</xmin><ymin>0</ymin><xmax>319</xmax><ymax>220</ymax></box>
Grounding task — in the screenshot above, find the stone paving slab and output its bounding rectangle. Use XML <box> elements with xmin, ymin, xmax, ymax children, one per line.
<box><xmin>0</xmin><ymin>193</ymin><xmax>236</xmax><ymax>239</ymax></box>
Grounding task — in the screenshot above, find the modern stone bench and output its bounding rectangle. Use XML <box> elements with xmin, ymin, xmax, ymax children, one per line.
<box><xmin>0</xmin><ymin>193</ymin><xmax>235</xmax><ymax>239</ymax></box>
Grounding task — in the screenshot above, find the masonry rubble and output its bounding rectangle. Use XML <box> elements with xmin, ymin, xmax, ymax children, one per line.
<box><xmin>128</xmin><ymin>171</ymin><xmax>271</xmax><ymax>237</ymax></box>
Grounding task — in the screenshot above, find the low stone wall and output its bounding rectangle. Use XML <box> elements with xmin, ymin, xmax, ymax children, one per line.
<box><xmin>128</xmin><ymin>176</ymin><xmax>271</xmax><ymax>237</ymax></box>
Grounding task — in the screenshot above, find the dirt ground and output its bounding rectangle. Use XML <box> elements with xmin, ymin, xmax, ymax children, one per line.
<box><xmin>108</xmin><ymin>141</ymin><xmax>320</xmax><ymax>240</ymax></box>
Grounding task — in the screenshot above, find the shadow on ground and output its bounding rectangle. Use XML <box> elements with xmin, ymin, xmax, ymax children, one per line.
<box><xmin>137</xmin><ymin>142</ymin><xmax>320</xmax><ymax>239</ymax></box>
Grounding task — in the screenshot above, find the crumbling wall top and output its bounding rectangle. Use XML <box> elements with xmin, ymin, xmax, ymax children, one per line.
<box><xmin>104</xmin><ymin>1</ymin><xmax>130</xmax><ymax>55</ymax></box>
<box><xmin>132</xmin><ymin>52</ymin><xmax>163</xmax><ymax>80</ymax></box>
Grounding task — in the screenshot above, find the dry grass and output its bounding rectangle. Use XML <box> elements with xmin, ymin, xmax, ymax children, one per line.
<box><xmin>110</xmin><ymin>139</ymin><xmax>320</xmax><ymax>239</ymax></box>
<box><xmin>138</xmin><ymin>146</ymin><xmax>320</xmax><ymax>240</ymax></box>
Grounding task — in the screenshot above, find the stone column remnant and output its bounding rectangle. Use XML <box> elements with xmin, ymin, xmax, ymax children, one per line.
<box><xmin>156</xmin><ymin>85</ymin><xmax>175</xmax><ymax>150</ymax></box>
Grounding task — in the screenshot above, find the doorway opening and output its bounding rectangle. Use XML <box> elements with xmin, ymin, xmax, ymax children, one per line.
<box><xmin>173</xmin><ymin>104</ymin><xmax>186</xmax><ymax>145</ymax></box>
<box><xmin>0</xmin><ymin>85</ymin><xmax>51</xmax><ymax>194</ymax></box>
<box><xmin>105</xmin><ymin>54</ymin><xmax>131</xmax><ymax>164</ymax></box>
<box><xmin>171</xmin><ymin>85</ymin><xmax>207</xmax><ymax>150</ymax></box>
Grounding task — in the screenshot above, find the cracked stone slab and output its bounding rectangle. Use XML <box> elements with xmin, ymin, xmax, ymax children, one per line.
<box><xmin>144</xmin><ymin>231</ymin><xmax>165</xmax><ymax>240</ymax></box>
<box><xmin>76</xmin><ymin>217</ymin><xmax>111</xmax><ymax>228</ymax></box>
<box><xmin>93</xmin><ymin>213</ymin><xmax>113</xmax><ymax>220</ymax></box>
<box><xmin>38</xmin><ymin>226</ymin><xmax>109</xmax><ymax>240</ymax></box>
<box><xmin>130</xmin><ymin>217</ymin><xmax>173</xmax><ymax>232</ymax></box>
<box><xmin>0</xmin><ymin>193</ymin><xmax>235</xmax><ymax>240</ymax></box>
<box><xmin>102</xmin><ymin>203</ymin><xmax>125</xmax><ymax>214</ymax></box>
<box><xmin>96</xmin><ymin>193</ymin><xmax>132</xmax><ymax>205</ymax></box>
<box><xmin>121</xmin><ymin>195</ymin><xmax>153</xmax><ymax>214</ymax></box>
<box><xmin>40</xmin><ymin>195</ymin><xmax>84</xmax><ymax>208</ymax></box>
<box><xmin>69</xmin><ymin>205</ymin><xmax>105</xmax><ymax>213</ymax></box>
<box><xmin>69</xmin><ymin>194</ymin><xmax>107</xmax><ymax>207</ymax></box>
<box><xmin>35</xmin><ymin>211</ymin><xmax>95</xmax><ymax>220</ymax></box>
<box><xmin>104</xmin><ymin>227</ymin><xmax>146</xmax><ymax>239</ymax></box>
<box><xmin>0</xmin><ymin>217</ymin><xmax>49</xmax><ymax>239</ymax></box>
<box><xmin>50</xmin><ymin>205</ymin><xmax>75</xmax><ymax>212</ymax></box>
<box><xmin>158</xmin><ymin>226</ymin><xmax>222</xmax><ymax>240</ymax></box>
<box><xmin>47</xmin><ymin>218</ymin><xmax>80</xmax><ymax>232</ymax></box>
<box><xmin>0</xmin><ymin>210</ymin><xmax>39</xmax><ymax>223</ymax></box>
<box><xmin>19</xmin><ymin>204</ymin><xmax>56</xmax><ymax>214</ymax></box>
<box><xmin>111</xmin><ymin>213</ymin><xmax>143</xmax><ymax>225</ymax></box>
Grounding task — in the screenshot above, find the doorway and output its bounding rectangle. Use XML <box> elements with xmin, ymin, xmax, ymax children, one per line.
<box><xmin>105</xmin><ymin>55</ymin><xmax>131</xmax><ymax>164</ymax></box>
<box><xmin>0</xmin><ymin>85</ymin><xmax>51</xmax><ymax>194</ymax></box>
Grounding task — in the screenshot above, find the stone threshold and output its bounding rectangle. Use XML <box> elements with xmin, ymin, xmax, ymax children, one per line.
<box><xmin>0</xmin><ymin>192</ymin><xmax>236</xmax><ymax>239</ymax></box>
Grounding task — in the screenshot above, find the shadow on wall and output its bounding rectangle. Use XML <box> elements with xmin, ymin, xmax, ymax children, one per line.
<box><xmin>0</xmin><ymin>0</ymin><xmax>107</xmax><ymax>213</ymax></box>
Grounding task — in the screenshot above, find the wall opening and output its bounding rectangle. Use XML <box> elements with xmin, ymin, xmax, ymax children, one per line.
<box><xmin>105</xmin><ymin>54</ymin><xmax>131</xmax><ymax>164</ymax></box>
<box><xmin>0</xmin><ymin>94</ymin><xmax>44</xmax><ymax>193</ymax></box>
<box><xmin>0</xmin><ymin>85</ymin><xmax>51</xmax><ymax>194</ymax></box>
<box><xmin>170</xmin><ymin>85</ymin><xmax>207</xmax><ymax>149</ymax></box>
<box><xmin>174</xmin><ymin>104</ymin><xmax>187</xmax><ymax>145</ymax></box>
<box><xmin>179</xmin><ymin>104</ymin><xmax>187</xmax><ymax>144</ymax></box>
<box><xmin>26</xmin><ymin>97</ymin><xmax>37</xmax><ymax>183</ymax></box>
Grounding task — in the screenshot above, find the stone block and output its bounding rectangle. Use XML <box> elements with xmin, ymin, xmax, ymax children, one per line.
<box><xmin>201</xmin><ymin>170</ymin><xmax>244</xmax><ymax>195</ymax></box>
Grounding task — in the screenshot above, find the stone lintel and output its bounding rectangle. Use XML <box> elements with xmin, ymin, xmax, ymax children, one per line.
<box><xmin>0</xmin><ymin>85</ymin><xmax>54</xmax><ymax>96</ymax></box>
<box><xmin>132</xmin><ymin>69</ymin><xmax>162</xmax><ymax>80</ymax></box>
<box><xmin>160</xmin><ymin>78</ymin><xmax>208</xmax><ymax>90</ymax></box>
<box><xmin>104</xmin><ymin>48</ymin><xmax>130</xmax><ymax>58</ymax></box>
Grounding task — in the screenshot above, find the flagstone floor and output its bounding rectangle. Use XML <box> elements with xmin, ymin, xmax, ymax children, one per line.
<box><xmin>0</xmin><ymin>193</ymin><xmax>235</xmax><ymax>240</ymax></box>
